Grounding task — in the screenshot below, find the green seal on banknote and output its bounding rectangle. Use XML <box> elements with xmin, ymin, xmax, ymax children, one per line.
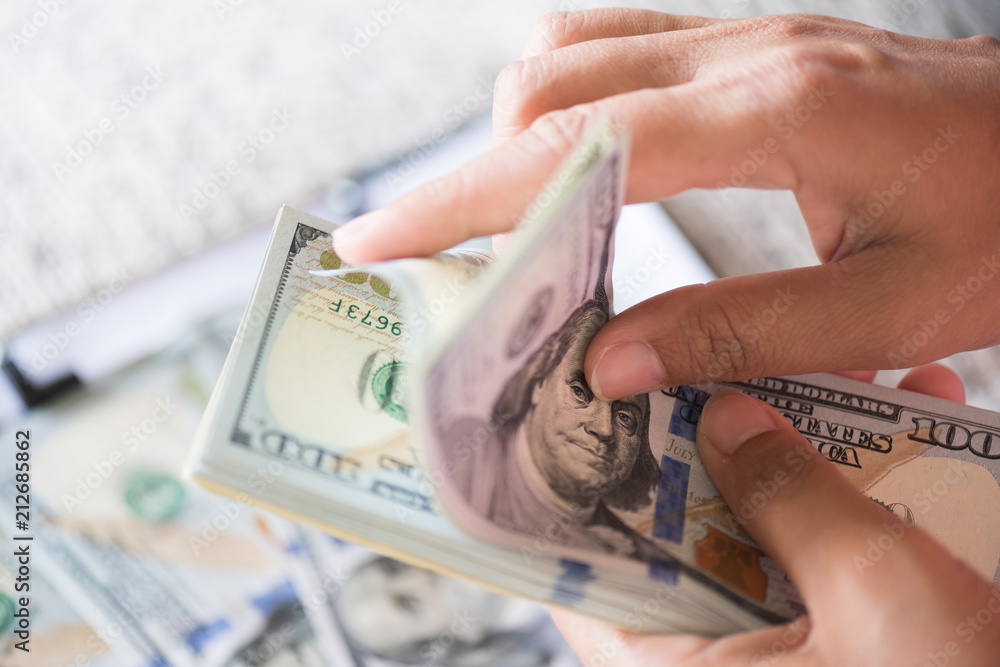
<box><xmin>124</xmin><ymin>470</ymin><xmax>186</xmax><ymax>522</ymax></box>
<box><xmin>0</xmin><ymin>593</ymin><xmax>15</xmax><ymax>635</ymax></box>
<box><xmin>319</xmin><ymin>249</ymin><xmax>342</xmax><ymax>270</ymax></box>
<box><xmin>371</xmin><ymin>361</ymin><xmax>408</xmax><ymax>423</ymax></box>
<box><xmin>340</xmin><ymin>271</ymin><xmax>370</xmax><ymax>284</ymax></box>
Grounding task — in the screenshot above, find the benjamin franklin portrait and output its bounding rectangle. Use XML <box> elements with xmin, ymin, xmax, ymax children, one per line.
<box><xmin>460</xmin><ymin>299</ymin><xmax>663</xmax><ymax>560</ymax></box>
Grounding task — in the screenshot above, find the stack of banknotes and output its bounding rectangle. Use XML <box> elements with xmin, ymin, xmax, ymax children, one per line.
<box><xmin>0</xmin><ymin>312</ymin><xmax>576</xmax><ymax>666</ymax></box>
<box><xmin>188</xmin><ymin>121</ymin><xmax>1000</xmax><ymax>635</ymax></box>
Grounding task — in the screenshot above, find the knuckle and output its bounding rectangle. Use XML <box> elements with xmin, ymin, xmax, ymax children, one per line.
<box><xmin>525</xmin><ymin>11</ymin><xmax>578</xmax><ymax>54</ymax></box>
<box><xmin>759</xmin><ymin>43</ymin><xmax>844</xmax><ymax>97</ymax></box>
<box><xmin>493</xmin><ymin>60</ymin><xmax>527</xmax><ymax>109</ymax></box>
<box><xmin>682</xmin><ymin>299</ymin><xmax>765</xmax><ymax>382</ymax></box>
<box><xmin>967</xmin><ymin>34</ymin><xmax>1000</xmax><ymax>77</ymax></box>
<box><xmin>493</xmin><ymin>57</ymin><xmax>553</xmax><ymax>130</ymax></box>
<box><xmin>830</xmin><ymin>41</ymin><xmax>890</xmax><ymax>71</ymax></box>
<box><xmin>770</xmin><ymin>43</ymin><xmax>831</xmax><ymax>82</ymax></box>
<box><xmin>525</xmin><ymin>106</ymin><xmax>593</xmax><ymax>156</ymax></box>
<box><xmin>762</xmin><ymin>14</ymin><xmax>825</xmax><ymax>39</ymax></box>
<box><xmin>767</xmin><ymin>38</ymin><xmax>891</xmax><ymax>84</ymax></box>
<box><xmin>967</xmin><ymin>33</ymin><xmax>1000</xmax><ymax>54</ymax></box>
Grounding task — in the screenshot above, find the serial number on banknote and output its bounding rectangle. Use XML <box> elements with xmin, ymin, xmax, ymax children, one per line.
<box><xmin>329</xmin><ymin>299</ymin><xmax>402</xmax><ymax>336</ymax></box>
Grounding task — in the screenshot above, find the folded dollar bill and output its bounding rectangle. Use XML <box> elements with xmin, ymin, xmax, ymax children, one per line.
<box><xmin>187</xmin><ymin>120</ymin><xmax>1000</xmax><ymax>635</ymax></box>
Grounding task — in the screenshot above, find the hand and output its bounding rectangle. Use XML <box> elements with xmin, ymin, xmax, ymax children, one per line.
<box><xmin>332</xmin><ymin>9</ymin><xmax>1000</xmax><ymax>399</ymax></box>
<box><xmin>550</xmin><ymin>364</ymin><xmax>1000</xmax><ymax>666</ymax></box>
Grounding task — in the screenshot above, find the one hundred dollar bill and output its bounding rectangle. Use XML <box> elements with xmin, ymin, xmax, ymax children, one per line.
<box><xmin>188</xmin><ymin>119</ymin><xmax>1000</xmax><ymax>635</ymax></box>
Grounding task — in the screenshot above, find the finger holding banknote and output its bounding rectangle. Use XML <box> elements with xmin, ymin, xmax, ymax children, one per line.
<box><xmin>332</xmin><ymin>9</ymin><xmax>1000</xmax><ymax>394</ymax></box>
<box><xmin>551</xmin><ymin>364</ymin><xmax>1000</xmax><ymax>665</ymax></box>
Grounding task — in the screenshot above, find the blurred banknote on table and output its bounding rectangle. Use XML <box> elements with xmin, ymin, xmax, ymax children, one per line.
<box><xmin>262</xmin><ymin>518</ymin><xmax>580</xmax><ymax>666</ymax></box>
<box><xmin>188</xmin><ymin>120</ymin><xmax>1000</xmax><ymax>635</ymax></box>
<box><xmin>0</xmin><ymin>321</ymin><xmax>332</xmax><ymax>667</ymax></box>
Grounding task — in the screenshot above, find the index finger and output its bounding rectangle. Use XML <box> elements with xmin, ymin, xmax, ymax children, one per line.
<box><xmin>332</xmin><ymin>78</ymin><xmax>794</xmax><ymax>263</ymax></box>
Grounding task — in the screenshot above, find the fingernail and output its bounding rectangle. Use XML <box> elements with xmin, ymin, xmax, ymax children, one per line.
<box><xmin>589</xmin><ymin>341</ymin><xmax>665</xmax><ymax>400</ymax></box>
<box><xmin>702</xmin><ymin>392</ymin><xmax>781</xmax><ymax>455</ymax></box>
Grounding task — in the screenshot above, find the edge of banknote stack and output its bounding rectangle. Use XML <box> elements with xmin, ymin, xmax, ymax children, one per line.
<box><xmin>186</xmin><ymin>118</ymin><xmax>1000</xmax><ymax>637</ymax></box>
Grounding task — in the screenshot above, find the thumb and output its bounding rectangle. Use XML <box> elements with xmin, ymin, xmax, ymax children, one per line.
<box><xmin>585</xmin><ymin>251</ymin><xmax>969</xmax><ymax>400</ymax></box>
<box><xmin>694</xmin><ymin>391</ymin><xmax>916</xmax><ymax>607</ymax></box>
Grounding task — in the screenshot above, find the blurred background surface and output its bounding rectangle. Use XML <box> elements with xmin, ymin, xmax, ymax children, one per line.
<box><xmin>3</xmin><ymin>0</ymin><xmax>999</xmax><ymax>338</ymax></box>
<box><xmin>3</xmin><ymin>0</ymin><xmax>1000</xmax><ymax>411</ymax></box>
<box><xmin>1</xmin><ymin>1</ymin><xmax>999</xmax><ymax>665</ymax></box>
